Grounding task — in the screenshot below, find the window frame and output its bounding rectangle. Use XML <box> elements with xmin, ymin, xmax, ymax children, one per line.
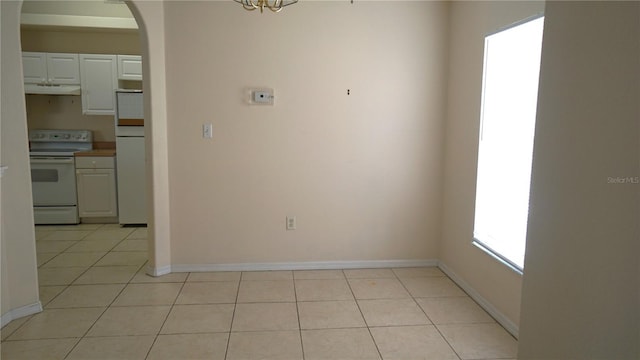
<box><xmin>471</xmin><ymin>14</ymin><xmax>545</xmax><ymax>275</ymax></box>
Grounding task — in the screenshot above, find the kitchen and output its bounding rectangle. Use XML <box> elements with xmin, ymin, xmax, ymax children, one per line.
<box><xmin>21</xmin><ymin>1</ymin><xmax>147</xmax><ymax>228</ymax></box>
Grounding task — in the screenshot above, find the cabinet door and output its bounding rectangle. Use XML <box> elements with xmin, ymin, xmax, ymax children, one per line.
<box><xmin>22</xmin><ymin>52</ymin><xmax>47</xmax><ymax>84</ymax></box>
<box><xmin>76</xmin><ymin>168</ymin><xmax>118</xmax><ymax>217</ymax></box>
<box><xmin>47</xmin><ymin>53</ymin><xmax>80</xmax><ymax>85</ymax></box>
<box><xmin>117</xmin><ymin>55</ymin><xmax>143</xmax><ymax>80</ymax></box>
<box><xmin>79</xmin><ymin>54</ymin><xmax>118</xmax><ymax>115</ymax></box>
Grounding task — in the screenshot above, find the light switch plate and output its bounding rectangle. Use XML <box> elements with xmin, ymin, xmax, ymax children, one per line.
<box><xmin>203</xmin><ymin>123</ymin><xmax>213</xmax><ymax>139</ymax></box>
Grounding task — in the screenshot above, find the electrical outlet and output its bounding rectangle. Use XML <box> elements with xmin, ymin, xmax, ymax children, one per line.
<box><xmin>286</xmin><ymin>216</ymin><xmax>296</xmax><ymax>230</ymax></box>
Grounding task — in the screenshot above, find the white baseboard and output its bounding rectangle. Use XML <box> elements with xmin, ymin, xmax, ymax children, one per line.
<box><xmin>169</xmin><ymin>259</ymin><xmax>438</xmax><ymax>273</ymax></box>
<box><xmin>146</xmin><ymin>264</ymin><xmax>172</xmax><ymax>277</ymax></box>
<box><xmin>438</xmin><ymin>261</ymin><xmax>519</xmax><ymax>339</ymax></box>
<box><xmin>0</xmin><ymin>301</ymin><xmax>42</xmax><ymax>328</ymax></box>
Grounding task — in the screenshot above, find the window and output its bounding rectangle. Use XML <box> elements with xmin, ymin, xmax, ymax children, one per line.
<box><xmin>473</xmin><ymin>16</ymin><xmax>545</xmax><ymax>272</ymax></box>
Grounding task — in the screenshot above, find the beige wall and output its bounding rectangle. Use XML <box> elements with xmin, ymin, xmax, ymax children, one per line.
<box><xmin>518</xmin><ymin>1</ymin><xmax>640</xmax><ymax>357</ymax></box>
<box><xmin>21</xmin><ymin>28</ymin><xmax>141</xmax><ymax>142</ymax></box>
<box><xmin>439</xmin><ymin>1</ymin><xmax>544</xmax><ymax>335</ymax></box>
<box><xmin>163</xmin><ymin>1</ymin><xmax>449</xmax><ymax>266</ymax></box>
<box><xmin>1</xmin><ymin>0</ymin><xmax>40</xmax><ymax>323</ymax></box>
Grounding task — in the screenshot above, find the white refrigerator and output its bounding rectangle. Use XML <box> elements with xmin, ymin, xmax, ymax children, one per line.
<box><xmin>115</xmin><ymin>90</ymin><xmax>147</xmax><ymax>225</ymax></box>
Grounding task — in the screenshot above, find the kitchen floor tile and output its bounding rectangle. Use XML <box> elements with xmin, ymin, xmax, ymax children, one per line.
<box><xmin>46</xmin><ymin>284</ymin><xmax>125</xmax><ymax>308</ymax></box>
<box><xmin>87</xmin><ymin>306</ymin><xmax>170</xmax><ymax>336</ymax></box>
<box><xmin>38</xmin><ymin>285</ymin><xmax>67</xmax><ymax>307</ymax></box>
<box><xmin>94</xmin><ymin>251</ymin><xmax>147</xmax><ymax>266</ymax></box>
<box><xmin>66</xmin><ymin>335</ymin><xmax>155</xmax><ymax>360</ymax></box>
<box><xmin>36</xmin><ymin>252</ymin><xmax>58</xmax><ymax>267</ymax></box>
<box><xmin>293</xmin><ymin>269</ymin><xmax>345</xmax><ymax>280</ymax></box>
<box><xmin>231</xmin><ymin>302</ymin><xmax>298</xmax><ymax>332</ymax></box>
<box><xmin>344</xmin><ymin>268</ymin><xmax>397</xmax><ymax>279</ymax></box>
<box><xmin>298</xmin><ymin>300</ymin><xmax>365</xmax><ymax>330</ymax></box>
<box><xmin>187</xmin><ymin>271</ymin><xmax>241</xmax><ymax>282</ymax></box>
<box><xmin>0</xmin><ymin>338</ymin><xmax>79</xmax><ymax>360</ymax></box>
<box><xmin>0</xmin><ymin>317</ymin><xmax>31</xmax><ymax>341</ymax></box>
<box><xmin>130</xmin><ymin>269</ymin><xmax>188</xmax><ymax>283</ymax></box>
<box><xmin>226</xmin><ymin>330</ymin><xmax>303</xmax><ymax>360</ymax></box>
<box><xmin>65</xmin><ymin>238</ymin><xmax>122</xmax><ymax>252</ymax></box>
<box><xmin>40</xmin><ymin>230</ymin><xmax>91</xmax><ymax>241</ymax></box>
<box><xmin>302</xmin><ymin>328</ymin><xmax>381</xmax><ymax>360</ymax></box>
<box><xmin>127</xmin><ymin>227</ymin><xmax>148</xmax><ymax>239</ymax></box>
<box><xmin>370</xmin><ymin>325</ymin><xmax>459</xmax><ymax>360</ymax></box>
<box><xmin>37</xmin><ymin>267</ymin><xmax>89</xmax><ymax>286</ymax></box>
<box><xmin>236</xmin><ymin>280</ymin><xmax>295</xmax><ymax>303</ymax></box>
<box><xmin>147</xmin><ymin>333</ymin><xmax>228</xmax><ymax>360</ymax></box>
<box><xmin>41</xmin><ymin>252</ymin><xmax>106</xmax><ymax>268</ymax></box>
<box><xmin>438</xmin><ymin>323</ymin><xmax>518</xmax><ymax>359</ymax></box>
<box><xmin>161</xmin><ymin>304</ymin><xmax>234</xmax><ymax>334</ymax></box>
<box><xmin>358</xmin><ymin>298</ymin><xmax>431</xmax><ymax>327</ymax></box>
<box><xmin>111</xmin><ymin>283</ymin><xmax>182</xmax><ymax>306</ymax></box>
<box><xmin>34</xmin><ymin>230</ymin><xmax>54</xmax><ymax>240</ymax></box>
<box><xmin>416</xmin><ymin>297</ymin><xmax>495</xmax><ymax>324</ymax></box>
<box><xmin>392</xmin><ymin>266</ymin><xmax>445</xmax><ymax>278</ymax></box>
<box><xmin>8</xmin><ymin>308</ymin><xmax>105</xmax><ymax>340</ymax></box>
<box><xmin>242</xmin><ymin>270</ymin><xmax>293</xmax><ymax>280</ymax></box>
<box><xmin>176</xmin><ymin>281</ymin><xmax>238</xmax><ymax>304</ymax></box>
<box><xmin>112</xmin><ymin>239</ymin><xmax>147</xmax><ymax>252</ymax></box>
<box><xmin>295</xmin><ymin>279</ymin><xmax>354</xmax><ymax>301</ymax></box>
<box><xmin>35</xmin><ymin>241</ymin><xmax>77</xmax><ymax>254</ymax></box>
<box><xmin>348</xmin><ymin>278</ymin><xmax>411</xmax><ymax>299</ymax></box>
<box><xmin>401</xmin><ymin>277</ymin><xmax>466</xmax><ymax>298</ymax></box>
<box><xmin>83</xmin><ymin>228</ymin><xmax>134</xmax><ymax>241</ymax></box>
<box><xmin>73</xmin><ymin>265</ymin><xmax>140</xmax><ymax>284</ymax></box>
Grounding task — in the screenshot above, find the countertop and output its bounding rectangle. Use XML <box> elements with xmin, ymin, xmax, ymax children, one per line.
<box><xmin>75</xmin><ymin>141</ymin><xmax>116</xmax><ymax>157</ymax></box>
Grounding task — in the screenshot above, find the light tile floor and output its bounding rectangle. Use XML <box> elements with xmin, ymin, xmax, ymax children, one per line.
<box><xmin>1</xmin><ymin>224</ymin><xmax>517</xmax><ymax>360</ymax></box>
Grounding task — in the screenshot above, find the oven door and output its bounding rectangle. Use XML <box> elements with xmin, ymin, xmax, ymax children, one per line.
<box><xmin>30</xmin><ymin>157</ymin><xmax>77</xmax><ymax>206</ymax></box>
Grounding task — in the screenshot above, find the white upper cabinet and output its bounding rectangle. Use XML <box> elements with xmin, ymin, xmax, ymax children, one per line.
<box><xmin>46</xmin><ymin>53</ymin><xmax>81</xmax><ymax>84</ymax></box>
<box><xmin>117</xmin><ymin>55</ymin><xmax>142</xmax><ymax>80</ymax></box>
<box><xmin>79</xmin><ymin>54</ymin><xmax>118</xmax><ymax>115</ymax></box>
<box><xmin>22</xmin><ymin>52</ymin><xmax>47</xmax><ymax>83</ymax></box>
<box><xmin>23</xmin><ymin>52</ymin><xmax>80</xmax><ymax>85</ymax></box>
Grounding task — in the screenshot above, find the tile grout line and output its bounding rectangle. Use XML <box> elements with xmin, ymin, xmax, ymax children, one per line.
<box><xmin>293</xmin><ymin>275</ymin><xmax>306</xmax><ymax>360</ymax></box>
<box><xmin>61</xmin><ymin>225</ymin><xmax>129</xmax><ymax>360</ymax></box>
<box><xmin>343</xmin><ymin>269</ymin><xmax>385</xmax><ymax>360</ymax></box>
<box><xmin>143</xmin><ymin>271</ymin><xmax>189</xmax><ymax>360</ymax></box>
<box><xmin>5</xmin><ymin>226</ymin><xmax>113</xmax><ymax>346</ymax></box>
<box><xmin>222</xmin><ymin>271</ymin><xmax>244</xmax><ymax>360</ymax></box>
<box><xmin>393</xmin><ymin>270</ymin><xmax>464</xmax><ymax>360</ymax></box>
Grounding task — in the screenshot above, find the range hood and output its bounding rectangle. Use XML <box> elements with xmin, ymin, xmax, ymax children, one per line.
<box><xmin>24</xmin><ymin>83</ymin><xmax>81</xmax><ymax>95</ymax></box>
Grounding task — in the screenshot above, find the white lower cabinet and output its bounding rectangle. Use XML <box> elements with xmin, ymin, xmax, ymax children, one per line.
<box><xmin>76</xmin><ymin>157</ymin><xmax>118</xmax><ymax>218</ymax></box>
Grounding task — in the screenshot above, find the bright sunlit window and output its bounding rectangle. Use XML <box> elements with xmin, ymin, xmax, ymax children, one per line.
<box><xmin>473</xmin><ymin>16</ymin><xmax>545</xmax><ymax>272</ymax></box>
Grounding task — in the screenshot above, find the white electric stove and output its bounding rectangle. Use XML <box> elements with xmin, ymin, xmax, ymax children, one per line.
<box><xmin>29</xmin><ymin>129</ymin><xmax>93</xmax><ymax>224</ymax></box>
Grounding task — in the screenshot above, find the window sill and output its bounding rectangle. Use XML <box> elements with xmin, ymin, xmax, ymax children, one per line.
<box><xmin>472</xmin><ymin>239</ymin><xmax>524</xmax><ymax>276</ymax></box>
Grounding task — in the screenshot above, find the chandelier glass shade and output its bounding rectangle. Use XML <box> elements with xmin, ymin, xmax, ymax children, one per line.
<box><xmin>233</xmin><ymin>0</ymin><xmax>298</xmax><ymax>13</ymax></box>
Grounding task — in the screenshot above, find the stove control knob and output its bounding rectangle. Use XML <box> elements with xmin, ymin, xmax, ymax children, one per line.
<box><xmin>64</xmin><ymin>134</ymin><xmax>71</xmax><ymax>139</ymax></box>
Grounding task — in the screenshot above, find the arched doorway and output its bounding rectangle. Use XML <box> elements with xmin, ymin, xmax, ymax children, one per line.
<box><xmin>1</xmin><ymin>0</ymin><xmax>171</xmax><ymax>324</ymax></box>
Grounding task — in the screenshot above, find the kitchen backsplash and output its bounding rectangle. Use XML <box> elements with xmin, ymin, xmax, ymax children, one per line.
<box><xmin>26</xmin><ymin>94</ymin><xmax>116</xmax><ymax>142</ymax></box>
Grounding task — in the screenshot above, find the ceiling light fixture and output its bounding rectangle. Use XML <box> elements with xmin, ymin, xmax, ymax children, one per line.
<box><xmin>233</xmin><ymin>0</ymin><xmax>298</xmax><ymax>13</ymax></box>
